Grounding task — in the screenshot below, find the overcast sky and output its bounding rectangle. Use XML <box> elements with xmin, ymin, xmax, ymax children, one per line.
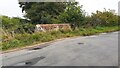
<box><xmin>0</xmin><ymin>0</ymin><xmax>119</xmax><ymax>18</ymax></box>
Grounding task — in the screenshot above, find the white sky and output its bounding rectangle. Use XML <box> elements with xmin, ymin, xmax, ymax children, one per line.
<box><xmin>0</xmin><ymin>0</ymin><xmax>119</xmax><ymax>18</ymax></box>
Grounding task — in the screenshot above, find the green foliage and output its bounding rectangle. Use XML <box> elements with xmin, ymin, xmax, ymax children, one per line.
<box><xmin>1</xmin><ymin>16</ymin><xmax>35</xmax><ymax>34</ymax></box>
<box><xmin>2</xmin><ymin>16</ymin><xmax>21</xmax><ymax>31</ymax></box>
<box><xmin>2</xmin><ymin>25</ymin><xmax>119</xmax><ymax>50</ymax></box>
<box><xmin>19</xmin><ymin>2</ymin><xmax>67</xmax><ymax>24</ymax></box>
<box><xmin>59</xmin><ymin>2</ymin><xmax>85</xmax><ymax>30</ymax></box>
<box><xmin>90</xmin><ymin>9</ymin><xmax>118</xmax><ymax>26</ymax></box>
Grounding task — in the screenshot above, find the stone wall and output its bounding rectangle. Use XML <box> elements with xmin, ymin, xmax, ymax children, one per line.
<box><xmin>35</xmin><ymin>24</ymin><xmax>71</xmax><ymax>32</ymax></box>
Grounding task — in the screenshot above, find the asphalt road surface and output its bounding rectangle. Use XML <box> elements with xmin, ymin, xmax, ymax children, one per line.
<box><xmin>2</xmin><ymin>31</ymin><xmax>119</xmax><ymax>66</ymax></box>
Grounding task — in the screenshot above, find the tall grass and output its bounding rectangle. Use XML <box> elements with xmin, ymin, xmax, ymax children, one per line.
<box><xmin>2</xmin><ymin>26</ymin><xmax>119</xmax><ymax>51</ymax></box>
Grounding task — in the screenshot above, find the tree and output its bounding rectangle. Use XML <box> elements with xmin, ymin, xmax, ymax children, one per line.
<box><xmin>59</xmin><ymin>2</ymin><xmax>85</xmax><ymax>30</ymax></box>
<box><xmin>19</xmin><ymin>2</ymin><xmax>67</xmax><ymax>24</ymax></box>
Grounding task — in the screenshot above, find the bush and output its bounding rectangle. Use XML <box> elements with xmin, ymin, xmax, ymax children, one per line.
<box><xmin>90</xmin><ymin>9</ymin><xmax>118</xmax><ymax>26</ymax></box>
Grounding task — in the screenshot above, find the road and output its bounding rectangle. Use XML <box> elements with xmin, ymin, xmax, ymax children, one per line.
<box><xmin>1</xmin><ymin>31</ymin><xmax>119</xmax><ymax>66</ymax></box>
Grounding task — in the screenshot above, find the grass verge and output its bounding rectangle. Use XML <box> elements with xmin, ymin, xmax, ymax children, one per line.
<box><xmin>1</xmin><ymin>26</ymin><xmax>119</xmax><ymax>51</ymax></box>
